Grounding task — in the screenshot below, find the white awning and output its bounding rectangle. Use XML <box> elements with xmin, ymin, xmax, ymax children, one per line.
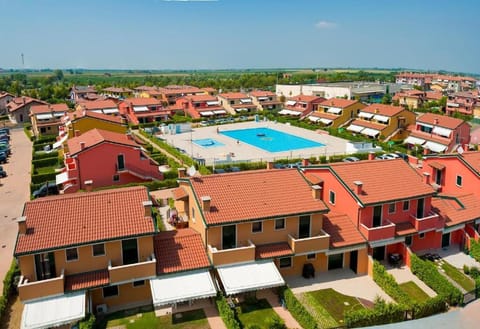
<box><xmin>347</xmin><ymin>124</ymin><xmax>365</xmax><ymax>133</ymax></box>
<box><xmin>52</xmin><ymin>134</ymin><xmax>68</xmax><ymax>149</ymax></box>
<box><xmin>362</xmin><ymin>128</ymin><xmax>380</xmax><ymax>137</ymax></box>
<box><xmin>36</xmin><ymin>113</ymin><xmax>53</xmax><ymax>120</ymax></box>
<box><xmin>206</xmin><ymin>101</ymin><xmax>220</xmax><ymax>106</ymax></box>
<box><xmin>150</xmin><ymin>270</ymin><xmax>217</xmax><ymax>307</ymax></box>
<box><xmin>286</xmin><ymin>100</ymin><xmax>296</xmax><ymax>106</ymax></box>
<box><xmin>404</xmin><ymin>136</ymin><xmax>426</xmax><ymax>145</ymax></box>
<box><xmin>358</xmin><ymin>112</ymin><xmax>374</xmax><ymax>119</ymax></box>
<box><xmin>278</xmin><ymin>109</ymin><xmax>290</xmax><ymax>115</ymax></box>
<box><xmin>133</xmin><ymin>106</ymin><xmax>149</xmax><ymax>112</ymax></box>
<box><xmin>443</xmin><ymin>224</ymin><xmax>465</xmax><ymax>234</ymax></box>
<box><xmin>432</xmin><ymin>126</ymin><xmax>452</xmax><ymax>138</ymax></box>
<box><xmin>308</xmin><ymin>116</ymin><xmax>320</xmax><ymax>122</ymax></box>
<box><xmin>424</xmin><ymin>141</ymin><xmax>447</xmax><ymax>153</ymax></box>
<box><xmin>240</xmin><ymin>98</ymin><xmax>252</xmax><ymax>103</ymax></box>
<box><xmin>53</xmin><ymin>112</ymin><xmax>65</xmax><ymax>117</ymax></box>
<box><xmin>235</xmin><ymin>108</ymin><xmax>249</xmax><ymax>112</ymax></box>
<box><xmin>217</xmin><ymin>261</ymin><xmax>285</xmax><ymax>296</ymax></box>
<box><xmin>373</xmin><ymin>114</ymin><xmax>389</xmax><ymax>123</ymax></box>
<box><xmin>289</xmin><ymin>110</ymin><xmax>302</xmax><ymax>116</ymax></box>
<box><xmin>257</xmin><ymin>97</ymin><xmax>269</xmax><ymax>101</ymax></box>
<box><xmin>103</xmin><ymin>108</ymin><xmax>119</xmax><ymax>114</ymax></box>
<box><xmin>56</xmin><ymin>172</ymin><xmax>69</xmax><ymax>185</ymax></box>
<box><xmin>21</xmin><ymin>292</ymin><xmax>86</xmax><ymax>329</ymax></box>
<box><xmin>90</xmin><ymin>110</ymin><xmax>103</xmax><ymax>113</ymax></box>
<box><xmin>200</xmin><ymin>111</ymin><xmax>215</xmax><ymax>116</ymax></box>
<box><xmin>327</xmin><ymin>107</ymin><xmax>342</xmax><ymax>114</ymax></box>
<box><xmin>213</xmin><ymin>110</ymin><xmax>227</xmax><ymax>114</ymax></box>
<box><xmin>447</xmin><ymin>102</ymin><xmax>459</xmax><ymax>108</ymax></box>
<box><xmin>418</xmin><ymin>122</ymin><xmax>433</xmax><ymax>129</ymax></box>
<box><xmin>320</xmin><ymin>118</ymin><xmax>333</xmax><ymax>125</ymax></box>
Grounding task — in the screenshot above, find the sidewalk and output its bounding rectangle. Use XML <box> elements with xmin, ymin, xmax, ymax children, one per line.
<box><xmin>257</xmin><ymin>289</ymin><xmax>301</xmax><ymax>329</ymax></box>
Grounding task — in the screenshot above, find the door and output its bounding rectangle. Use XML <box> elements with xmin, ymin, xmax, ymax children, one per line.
<box><xmin>349</xmin><ymin>250</ymin><xmax>358</xmax><ymax>273</ymax></box>
<box><xmin>373</xmin><ymin>205</ymin><xmax>382</xmax><ymax>227</ymax></box>
<box><xmin>442</xmin><ymin>233</ymin><xmax>450</xmax><ymax>248</ymax></box>
<box><xmin>372</xmin><ymin>246</ymin><xmax>385</xmax><ymax>261</ymax></box>
<box><xmin>222</xmin><ymin>225</ymin><xmax>236</xmax><ymax>250</ymax></box>
<box><xmin>117</xmin><ymin>154</ymin><xmax>125</xmax><ymax>171</ymax></box>
<box><xmin>34</xmin><ymin>252</ymin><xmax>56</xmax><ymax>280</ymax></box>
<box><xmin>417</xmin><ymin>198</ymin><xmax>424</xmax><ymax>218</ymax></box>
<box><xmin>435</xmin><ymin>170</ymin><xmax>442</xmax><ymax>185</ymax></box>
<box><xmin>328</xmin><ymin>253</ymin><xmax>344</xmax><ymax>270</ymax></box>
<box><xmin>298</xmin><ymin>215</ymin><xmax>311</xmax><ymax>239</ymax></box>
<box><xmin>122</xmin><ymin>238</ymin><xmax>138</xmax><ymax>265</ymax></box>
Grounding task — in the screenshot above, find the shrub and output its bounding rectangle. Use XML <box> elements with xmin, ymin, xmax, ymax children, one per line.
<box><xmin>372</xmin><ymin>261</ymin><xmax>411</xmax><ymax>306</ymax></box>
<box><xmin>78</xmin><ymin>313</ymin><xmax>96</xmax><ymax>329</ymax></box>
<box><xmin>32</xmin><ymin>150</ymin><xmax>59</xmax><ymax>160</ymax></box>
<box><xmin>215</xmin><ymin>294</ymin><xmax>241</xmax><ymax>329</ymax></box>
<box><xmin>0</xmin><ymin>260</ymin><xmax>20</xmax><ymax>323</ymax></box>
<box><xmin>31</xmin><ymin>172</ymin><xmax>57</xmax><ymax>185</ymax></box>
<box><xmin>412</xmin><ymin>295</ymin><xmax>447</xmax><ymax>319</ymax></box>
<box><xmin>464</xmin><ymin>265</ymin><xmax>470</xmax><ymax>276</ymax></box>
<box><xmin>470</xmin><ymin>239</ymin><xmax>480</xmax><ymax>263</ymax></box>
<box><xmin>344</xmin><ymin>298</ymin><xmax>405</xmax><ymax>328</ymax></box>
<box><xmin>281</xmin><ymin>287</ymin><xmax>318</xmax><ymax>329</ymax></box>
<box><xmin>32</xmin><ymin>156</ymin><xmax>60</xmax><ymax>168</ymax></box>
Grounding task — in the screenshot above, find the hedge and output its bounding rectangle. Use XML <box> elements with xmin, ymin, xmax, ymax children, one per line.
<box><xmin>0</xmin><ymin>260</ymin><xmax>20</xmax><ymax>323</ymax></box>
<box><xmin>31</xmin><ymin>172</ymin><xmax>57</xmax><ymax>185</ymax></box>
<box><xmin>33</xmin><ymin>142</ymin><xmax>54</xmax><ymax>152</ymax></box>
<box><xmin>215</xmin><ymin>294</ymin><xmax>241</xmax><ymax>329</ymax></box>
<box><xmin>33</xmin><ymin>135</ymin><xmax>57</xmax><ymax>144</ymax></box>
<box><xmin>32</xmin><ymin>150</ymin><xmax>59</xmax><ymax>160</ymax></box>
<box><xmin>345</xmin><ymin>299</ymin><xmax>405</xmax><ymax>328</ymax></box>
<box><xmin>78</xmin><ymin>313</ymin><xmax>96</xmax><ymax>329</ymax></box>
<box><xmin>470</xmin><ymin>239</ymin><xmax>480</xmax><ymax>263</ymax></box>
<box><xmin>410</xmin><ymin>254</ymin><xmax>463</xmax><ymax>306</ymax></box>
<box><xmin>32</xmin><ymin>156</ymin><xmax>60</xmax><ymax>168</ymax></box>
<box><xmin>281</xmin><ymin>287</ymin><xmax>318</xmax><ymax>329</ymax></box>
<box><xmin>412</xmin><ymin>295</ymin><xmax>447</xmax><ymax>319</ymax></box>
<box><xmin>372</xmin><ymin>261</ymin><xmax>411</xmax><ymax>306</ymax></box>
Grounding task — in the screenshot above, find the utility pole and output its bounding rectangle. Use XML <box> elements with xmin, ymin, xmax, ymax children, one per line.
<box><xmin>21</xmin><ymin>53</ymin><xmax>24</xmax><ymax>68</ymax></box>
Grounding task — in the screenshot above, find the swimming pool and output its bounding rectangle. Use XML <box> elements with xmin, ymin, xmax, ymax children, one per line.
<box><xmin>193</xmin><ymin>138</ymin><xmax>225</xmax><ymax>148</ymax></box>
<box><xmin>220</xmin><ymin>127</ymin><xmax>324</xmax><ymax>152</ymax></box>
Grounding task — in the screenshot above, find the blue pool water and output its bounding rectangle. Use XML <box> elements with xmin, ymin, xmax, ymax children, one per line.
<box><xmin>193</xmin><ymin>138</ymin><xmax>225</xmax><ymax>148</ymax></box>
<box><xmin>220</xmin><ymin>127</ymin><xmax>324</xmax><ymax>152</ymax></box>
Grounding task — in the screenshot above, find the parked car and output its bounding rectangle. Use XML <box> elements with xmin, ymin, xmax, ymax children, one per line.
<box><xmin>0</xmin><ymin>166</ymin><xmax>6</xmax><ymax>178</ymax></box>
<box><xmin>395</xmin><ymin>152</ymin><xmax>409</xmax><ymax>161</ymax></box>
<box><xmin>0</xmin><ymin>127</ymin><xmax>10</xmax><ymax>135</ymax></box>
<box><xmin>32</xmin><ymin>181</ymin><xmax>59</xmax><ymax>198</ymax></box>
<box><xmin>273</xmin><ymin>163</ymin><xmax>287</xmax><ymax>169</ymax></box>
<box><xmin>0</xmin><ymin>144</ymin><xmax>10</xmax><ymax>156</ymax></box>
<box><xmin>199</xmin><ymin>121</ymin><xmax>209</xmax><ymax>127</ymax></box>
<box><xmin>375</xmin><ymin>154</ymin><xmax>390</xmax><ymax>160</ymax></box>
<box><xmin>0</xmin><ymin>151</ymin><xmax>7</xmax><ymax>164</ymax></box>
<box><xmin>384</xmin><ymin>153</ymin><xmax>400</xmax><ymax>159</ymax></box>
<box><xmin>213</xmin><ymin>168</ymin><xmax>226</xmax><ymax>174</ymax></box>
<box><xmin>343</xmin><ymin>156</ymin><xmax>360</xmax><ymax>162</ymax></box>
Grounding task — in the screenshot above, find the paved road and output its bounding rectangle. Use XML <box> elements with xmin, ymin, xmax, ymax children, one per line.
<box><xmin>0</xmin><ymin>128</ymin><xmax>32</xmax><ymax>292</ymax></box>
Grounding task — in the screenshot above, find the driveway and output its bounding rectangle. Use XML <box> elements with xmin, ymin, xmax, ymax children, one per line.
<box><xmin>0</xmin><ymin>128</ymin><xmax>32</xmax><ymax>291</ymax></box>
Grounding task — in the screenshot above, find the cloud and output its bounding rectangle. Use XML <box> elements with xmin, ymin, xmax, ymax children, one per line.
<box><xmin>315</xmin><ymin>21</ymin><xmax>337</xmax><ymax>29</ymax></box>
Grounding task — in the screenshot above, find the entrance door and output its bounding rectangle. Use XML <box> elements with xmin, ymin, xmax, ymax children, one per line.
<box><xmin>122</xmin><ymin>238</ymin><xmax>138</xmax><ymax>265</ymax></box>
<box><xmin>117</xmin><ymin>154</ymin><xmax>125</xmax><ymax>171</ymax></box>
<box><xmin>222</xmin><ymin>225</ymin><xmax>236</xmax><ymax>250</ymax></box>
<box><xmin>417</xmin><ymin>198</ymin><xmax>424</xmax><ymax>218</ymax></box>
<box><xmin>435</xmin><ymin>170</ymin><xmax>442</xmax><ymax>185</ymax></box>
<box><xmin>373</xmin><ymin>206</ymin><xmax>382</xmax><ymax>227</ymax></box>
<box><xmin>299</xmin><ymin>215</ymin><xmax>311</xmax><ymax>239</ymax></box>
<box><xmin>442</xmin><ymin>233</ymin><xmax>450</xmax><ymax>248</ymax></box>
<box><xmin>349</xmin><ymin>250</ymin><xmax>358</xmax><ymax>273</ymax></box>
<box><xmin>372</xmin><ymin>246</ymin><xmax>385</xmax><ymax>261</ymax></box>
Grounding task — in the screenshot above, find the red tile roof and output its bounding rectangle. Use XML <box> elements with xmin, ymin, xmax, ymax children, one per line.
<box><xmin>65</xmin><ymin>269</ymin><xmax>109</xmax><ymax>292</ymax></box>
<box><xmin>218</xmin><ymin>92</ymin><xmax>250</xmax><ymax>99</ymax></box>
<box><xmin>78</xmin><ymin>99</ymin><xmax>118</xmax><ymax>110</ymax></box>
<box><xmin>417</xmin><ymin>112</ymin><xmax>466</xmax><ymax>130</ymax></box>
<box><xmin>154</xmin><ymin>228</ymin><xmax>210</xmax><ymax>274</ymax></box>
<box><xmin>7</xmin><ymin>97</ymin><xmax>47</xmax><ymax>112</ymax></box>
<box><xmin>103</xmin><ymin>87</ymin><xmax>133</xmax><ymax>93</ymax></box>
<box><xmin>432</xmin><ymin>194</ymin><xmax>480</xmax><ymax>227</ymax></box>
<box><xmin>322</xmin><ymin>212</ymin><xmax>366</xmax><ymax>248</ymax></box>
<box><xmin>181</xmin><ymin>95</ymin><xmax>218</xmax><ymax>102</ymax></box>
<box><xmin>425</xmin><ymin>91</ymin><xmax>443</xmax><ymax>101</ymax></box>
<box><xmin>349</xmin><ymin>119</ymin><xmax>387</xmax><ymax>131</ymax></box>
<box><xmin>70</xmin><ymin>109</ymin><xmax>125</xmax><ymax>124</ymax></box>
<box><xmin>327</xmin><ymin>159</ymin><xmax>435</xmax><ymax>205</ymax></box>
<box><xmin>249</xmin><ymin>90</ymin><xmax>276</xmax><ymax>97</ymax></box>
<box><xmin>122</xmin><ymin>97</ymin><xmax>162</xmax><ymax>106</ymax></box>
<box><xmin>361</xmin><ymin>104</ymin><xmax>405</xmax><ymax>117</ymax></box>
<box><xmin>395</xmin><ymin>222</ymin><xmax>417</xmax><ymax>236</ymax></box>
<box><xmin>290</xmin><ymin>95</ymin><xmax>325</xmax><ymax>103</ymax></box>
<box><xmin>319</xmin><ymin>98</ymin><xmax>360</xmax><ymax>108</ymax></box>
<box><xmin>173</xmin><ymin>187</ymin><xmax>189</xmax><ymax>200</ymax></box>
<box><xmin>186</xmin><ymin>169</ymin><xmax>328</xmax><ymax>225</ymax></box>
<box><xmin>15</xmin><ymin>186</ymin><xmax>155</xmax><ymax>255</ymax></box>
<box><xmin>460</xmin><ymin>152</ymin><xmax>480</xmax><ymax>175</ymax></box>
<box><xmin>30</xmin><ymin>103</ymin><xmax>69</xmax><ymax>115</ymax></box>
<box><xmin>255</xmin><ymin>242</ymin><xmax>293</xmax><ymax>259</ymax></box>
<box><xmin>67</xmin><ymin>129</ymin><xmax>138</xmax><ymax>155</ymax></box>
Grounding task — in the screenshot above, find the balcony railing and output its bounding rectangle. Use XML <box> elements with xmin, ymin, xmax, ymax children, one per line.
<box><xmin>208</xmin><ymin>240</ymin><xmax>255</xmax><ymax>266</ymax></box>
<box><xmin>287</xmin><ymin>230</ymin><xmax>330</xmax><ymax>254</ymax></box>
<box><xmin>18</xmin><ymin>269</ymin><xmax>65</xmax><ymax>301</ymax></box>
<box><xmin>360</xmin><ymin>220</ymin><xmax>396</xmax><ymax>241</ymax></box>
<box><xmin>108</xmin><ymin>254</ymin><xmax>156</xmax><ymax>284</ymax></box>
<box><xmin>409</xmin><ymin>212</ymin><xmax>442</xmax><ymax>232</ymax></box>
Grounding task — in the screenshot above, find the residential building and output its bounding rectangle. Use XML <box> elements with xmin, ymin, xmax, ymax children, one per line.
<box><xmin>248</xmin><ymin>90</ymin><xmax>283</xmax><ymax>111</ymax></box>
<box><xmin>446</xmin><ymin>91</ymin><xmax>478</xmax><ymax>116</ymax></box>
<box><xmin>29</xmin><ymin>103</ymin><xmax>69</xmax><ymax>137</ymax></box>
<box><xmin>405</xmin><ymin>113</ymin><xmax>470</xmax><ymax>153</ymax></box>
<box><xmin>6</xmin><ymin>96</ymin><xmax>47</xmax><ymax>123</ymax></box>
<box><xmin>395</xmin><ymin>72</ymin><xmax>477</xmax><ymax>92</ymax></box>
<box><xmin>346</xmin><ymin>104</ymin><xmax>416</xmax><ymax>140</ymax></box>
<box><xmin>307</xmin><ymin>98</ymin><xmax>366</xmax><ymax>128</ymax></box>
<box><xmin>63</xmin><ymin>110</ymin><xmax>127</xmax><ymax>139</ymax></box>
<box><xmin>0</xmin><ymin>91</ymin><xmax>14</xmax><ymax>115</ymax></box>
<box><xmin>134</xmin><ymin>85</ymin><xmax>157</xmax><ymax>97</ymax></box>
<box><xmin>278</xmin><ymin>95</ymin><xmax>325</xmax><ymax>118</ymax></box>
<box><xmin>58</xmin><ymin>129</ymin><xmax>162</xmax><ymax>193</ymax></box>
<box><xmin>143</xmin><ymin>86</ymin><xmax>205</xmax><ymax>105</ymax></box>
<box><xmin>70</xmin><ymin>86</ymin><xmax>99</xmax><ymax>102</ymax></box>
<box><xmin>118</xmin><ymin>97</ymin><xmax>169</xmax><ymax>124</ymax></box>
<box><xmin>102</xmin><ymin>87</ymin><xmax>133</xmax><ymax>99</ymax></box>
<box><xmin>217</xmin><ymin>92</ymin><xmax>258</xmax><ymax>115</ymax></box>
<box><xmin>392</xmin><ymin>90</ymin><xmax>426</xmax><ymax>109</ymax></box>
<box><xmin>75</xmin><ymin>99</ymin><xmax>120</xmax><ymax>116</ymax></box>
<box><xmin>176</xmin><ymin>94</ymin><xmax>227</xmax><ymax>119</ymax></box>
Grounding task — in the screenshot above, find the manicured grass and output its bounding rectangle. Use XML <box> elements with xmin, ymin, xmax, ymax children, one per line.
<box><xmin>398</xmin><ymin>281</ymin><xmax>430</xmax><ymax>303</ymax></box>
<box><xmin>102</xmin><ymin>308</ymin><xmax>209</xmax><ymax>329</ymax></box>
<box><xmin>35</xmin><ymin>167</ymin><xmax>56</xmax><ymax>174</ymax></box>
<box><xmin>236</xmin><ymin>298</ymin><xmax>284</xmax><ymax>329</ymax></box>
<box><xmin>305</xmin><ymin>288</ymin><xmax>364</xmax><ymax>326</ymax></box>
<box><xmin>439</xmin><ymin>261</ymin><xmax>475</xmax><ymax>291</ymax></box>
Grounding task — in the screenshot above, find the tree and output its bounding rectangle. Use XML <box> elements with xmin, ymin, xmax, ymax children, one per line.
<box><xmin>53</xmin><ymin>69</ymin><xmax>64</xmax><ymax>81</ymax></box>
<box><xmin>381</xmin><ymin>93</ymin><xmax>392</xmax><ymax>104</ymax></box>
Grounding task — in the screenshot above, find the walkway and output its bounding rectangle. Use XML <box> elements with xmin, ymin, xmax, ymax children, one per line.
<box><xmin>257</xmin><ymin>289</ymin><xmax>301</xmax><ymax>329</ymax></box>
<box><xmin>386</xmin><ymin>265</ymin><xmax>437</xmax><ymax>297</ymax></box>
<box><xmin>132</xmin><ymin>129</ymin><xmax>184</xmax><ymax>165</ymax></box>
<box><xmin>436</xmin><ymin>246</ymin><xmax>480</xmax><ymax>269</ymax></box>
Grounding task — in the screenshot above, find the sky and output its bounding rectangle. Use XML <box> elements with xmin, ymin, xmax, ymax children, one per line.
<box><xmin>0</xmin><ymin>0</ymin><xmax>479</xmax><ymax>74</ymax></box>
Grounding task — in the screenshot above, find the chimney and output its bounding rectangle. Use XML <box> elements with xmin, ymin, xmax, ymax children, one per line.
<box><xmin>84</xmin><ymin>180</ymin><xmax>93</xmax><ymax>192</ymax></box>
<box><xmin>368</xmin><ymin>152</ymin><xmax>375</xmax><ymax>161</ymax></box>
<box><xmin>17</xmin><ymin>216</ymin><xmax>27</xmax><ymax>235</ymax></box>
<box><xmin>302</xmin><ymin>158</ymin><xmax>309</xmax><ymax>167</ymax></box>
<box><xmin>143</xmin><ymin>200</ymin><xmax>153</xmax><ymax>217</ymax></box>
<box><xmin>201</xmin><ymin>196</ymin><xmax>211</xmax><ymax>212</ymax></box>
<box><xmin>423</xmin><ymin>148</ymin><xmax>429</xmax><ymax>155</ymax></box>
<box><xmin>266</xmin><ymin>161</ymin><xmax>274</xmax><ymax>170</ymax></box>
<box><xmin>311</xmin><ymin>185</ymin><xmax>322</xmax><ymax>200</ymax></box>
<box><xmin>126</xmin><ymin>132</ymin><xmax>133</xmax><ymax>140</ymax></box>
<box><xmin>423</xmin><ymin>172</ymin><xmax>431</xmax><ymax>185</ymax></box>
<box><xmin>178</xmin><ymin>168</ymin><xmax>186</xmax><ymax>178</ymax></box>
<box><xmin>353</xmin><ymin>181</ymin><xmax>363</xmax><ymax>195</ymax></box>
<box><xmin>75</xmin><ymin>130</ymin><xmax>80</xmax><ymax>137</ymax></box>
<box><xmin>434</xmin><ymin>118</ymin><xmax>439</xmax><ymax>125</ymax></box>
<box><xmin>22</xmin><ymin>96</ymin><xmax>26</xmax><ymax>104</ymax></box>
<box><xmin>80</xmin><ymin>141</ymin><xmax>86</xmax><ymax>149</ymax></box>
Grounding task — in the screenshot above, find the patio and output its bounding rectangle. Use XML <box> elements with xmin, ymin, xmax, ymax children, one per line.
<box><xmin>436</xmin><ymin>245</ymin><xmax>480</xmax><ymax>269</ymax></box>
<box><xmin>385</xmin><ymin>264</ymin><xmax>437</xmax><ymax>297</ymax></box>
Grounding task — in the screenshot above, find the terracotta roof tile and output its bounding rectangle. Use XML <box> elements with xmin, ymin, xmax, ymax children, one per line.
<box><xmin>249</xmin><ymin>90</ymin><xmax>276</xmax><ymax>97</ymax></box>
<box><xmin>322</xmin><ymin>212</ymin><xmax>366</xmax><ymax>248</ymax></box>
<box><xmin>290</xmin><ymin>95</ymin><xmax>325</xmax><ymax>103</ymax></box>
<box><xmin>361</xmin><ymin>104</ymin><xmax>405</xmax><ymax>116</ymax></box>
<box><xmin>155</xmin><ymin>228</ymin><xmax>210</xmax><ymax>274</ymax></box>
<box><xmin>432</xmin><ymin>194</ymin><xmax>480</xmax><ymax>227</ymax></box>
<box><xmin>395</xmin><ymin>222</ymin><xmax>417</xmax><ymax>236</ymax></box>
<box><xmin>65</xmin><ymin>269</ymin><xmax>109</xmax><ymax>292</ymax></box>
<box><xmin>417</xmin><ymin>113</ymin><xmax>466</xmax><ymax>130</ymax></box>
<box><xmin>180</xmin><ymin>95</ymin><xmax>218</xmax><ymax>102</ymax></box>
<box><xmin>103</xmin><ymin>87</ymin><xmax>133</xmax><ymax>93</ymax></box>
<box><xmin>350</xmin><ymin>119</ymin><xmax>387</xmax><ymax>131</ymax></box>
<box><xmin>15</xmin><ymin>186</ymin><xmax>155</xmax><ymax>255</ymax></box>
<box><xmin>426</xmin><ymin>91</ymin><xmax>443</xmax><ymax>100</ymax></box>
<box><xmin>186</xmin><ymin>169</ymin><xmax>328</xmax><ymax>225</ymax></box>
<box><xmin>310</xmin><ymin>112</ymin><xmax>340</xmax><ymax>120</ymax></box>
<box><xmin>460</xmin><ymin>152</ymin><xmax>480</xmax><ymax>175</ymax></box>
<box><xmin>122</xmin><ymin>97</ymin><xmax>162</xmax><ymax>106</ymax></box>
<box><xmin>30</xmin><ymin>103</ymin><xmax>69</xmax><ymax>114</ymax></box>
<box><xmin>319</xmin><ymin>98</ymin><xmax>360</xmax><ymax>108</ymax></box>
<box><xmin>78</xmin><ymin>99</ymin><xmax>118</xmax><ymax>110</ymax></box>
<box><xmin>255</xmin><ymin>242</ymin><xmax>293</xmax><ymax>259</ymax></box>
<box><xmin>72</xmin><ymin>110</ymin><xmax>125</xmax><ymax>124</ymax></box>
<box><xmin>67</xmin><ymin>128</ymin><xmax>138</xmax><ymax>155</ymax></box>
<box><xmin>173</xmin><ymin>187</ymin><xmax>188</xmax><ymax>200</ymax></box>
<box><xmin>217</xmin><ymin>92</ymin><xmax>250</xmax><ymax>99</ymax></box>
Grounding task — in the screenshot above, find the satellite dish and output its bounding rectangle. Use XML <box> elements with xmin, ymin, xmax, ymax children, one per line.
<box><xmin>457</xmin><ymin>145</ymin><xmax>464</xmax><ymax>154</ymax></box>
<box><xmin>187</xmin><ymin>165</ymin><xmax>197</xmax><ymax>177</ymax></box>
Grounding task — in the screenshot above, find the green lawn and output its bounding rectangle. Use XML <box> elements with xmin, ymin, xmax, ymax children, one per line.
<box><xmin>399</xmin><ymin>281</ymin><xmax>430</xmax><ymax>302</ymax></box>
<box><xmin>236</xmin><ymin>298</ymin><xmax>284</xmax><ymax>329</ymax></box>
<box><xmin>304</xmin><ymin>288</ymin><xmax>364</xmax><ymax>326</ymax></box>
<box><xmin>102</xmin><ymin>308</ymin><xmax>209</xmax><ymax>329</ymax></box>
<box><xmin>35</xmin><ymin>167</ymin><xmax>56</xmax><ymax>174</ymax></box>
<box><xmin>439</xmin><ymin>261</ymin><xmax>475</xmax><ymax>291</ymax></box>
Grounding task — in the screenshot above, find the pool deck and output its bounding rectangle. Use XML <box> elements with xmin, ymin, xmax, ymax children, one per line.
<box><xmin>163</xmin><ymin>121</ymin><xmax>351</xmax><ymax>165</ymax></box>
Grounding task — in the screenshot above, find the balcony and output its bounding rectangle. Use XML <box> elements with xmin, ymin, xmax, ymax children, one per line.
<box><xmin>208</xmin><ymin>240</ymin><xmax>255</xmax><ymax>266</ymax></box>
<box><xmin>360</xmin><ymin>220</ymin><xmax>396</xmax><ymax>241</ymax></box>
<box><xmin>287</xmin><ymin>230</ymin><xmax>330</xmax><ymax>254</ymax></box>
<box><xmin>18</xmin><ymin>269</ymin><xmax>65</xmax><ymax>301</ymax></box>
<box><xmin>409</xmin><ymin>212</ymin><xmax>442</xmax><ymax>232</ymax></box>
<box><xmin>108</xmin><ymin>254</ymin><xmax>156</xmax><ymax>284</ymax></box>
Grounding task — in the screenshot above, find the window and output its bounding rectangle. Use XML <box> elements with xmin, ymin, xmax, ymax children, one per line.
<box><xmin>122</xmin><ymin>239</ymin><xmax>138</xmax><ymax>265</ymax></box>
<box><xmin>103</xmin><ymin>285</ymin><xmax>119</xmax><ymax>298</ymax></box>
<box><xmin>419</xmin><ymin>232</ymin><xmax>425</xmax><ymax>239</ymax></box>
<box><xmin>405</xmin><ymin>236</ymin><xmax>412</xmax><ymax>246</ymax></box>
<box><xmin>133</xmin><ymin>280</ymin><xmax>145</xmax><ymax>287</ymax></box>
<box><xmin>403</xmin><ymin>200</ymin><xmax>410</xmax><ymax>211</ymax></box>
<box><xmin>279</xmin><ymin>257</ymin><xmax>292</xmax><ymax>268</ymax></box>
<box><xmin>92</xmin><ymin>243</ymin><xmax>105</xmax><ymax>257</ymax></box>
<box><xmin>113</xmin><ymin>174</ymin><xmax>119</xmax><ymax>182</ymax></box>
<box><xmin>388</xmin><ymin>203</ymin><xmax>396</xmax><ymax>214</ymax></box>
<box><xmin>66</xmin><ymin>248</ymin><xmax>78</xmax><ymax>261</ymax></box>
<box><xmin>191</xmin><ymin>207</ymin><xmax>195</xmax><ymax>223</ymax></box>
<box><xmin>328</xmin><ymin>253</ymin><xmax>344</xmax><ymax>270</ymax></box>
<box><xmin>456</xmin><ymin>175</ymin><xmax>463</xmax><ymax>187</ymax></box>
<box><xmin>329</xmin><ymin>190</ymin><xmax>336</xmax><ymax>205</ymax></box>
<box><xmin>252</xmin><ymin>221</ymin><xmax>262</xmax><ymax>233</ymax></box>
<box><xmin>275</xmin><ymin>218</ymin><xmax>285</xmax><ymax>230</ymax></box>
<box><xmin>307</xmin><ymin>253</ymin><xmax>316</xmax><ymax>260</ymax></box>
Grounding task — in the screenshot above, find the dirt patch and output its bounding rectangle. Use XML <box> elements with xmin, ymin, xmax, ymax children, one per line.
<box><xmin>0</xmin><ymin>295</ymin><xmax>23</xmax><ymax>329</ymax></box>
